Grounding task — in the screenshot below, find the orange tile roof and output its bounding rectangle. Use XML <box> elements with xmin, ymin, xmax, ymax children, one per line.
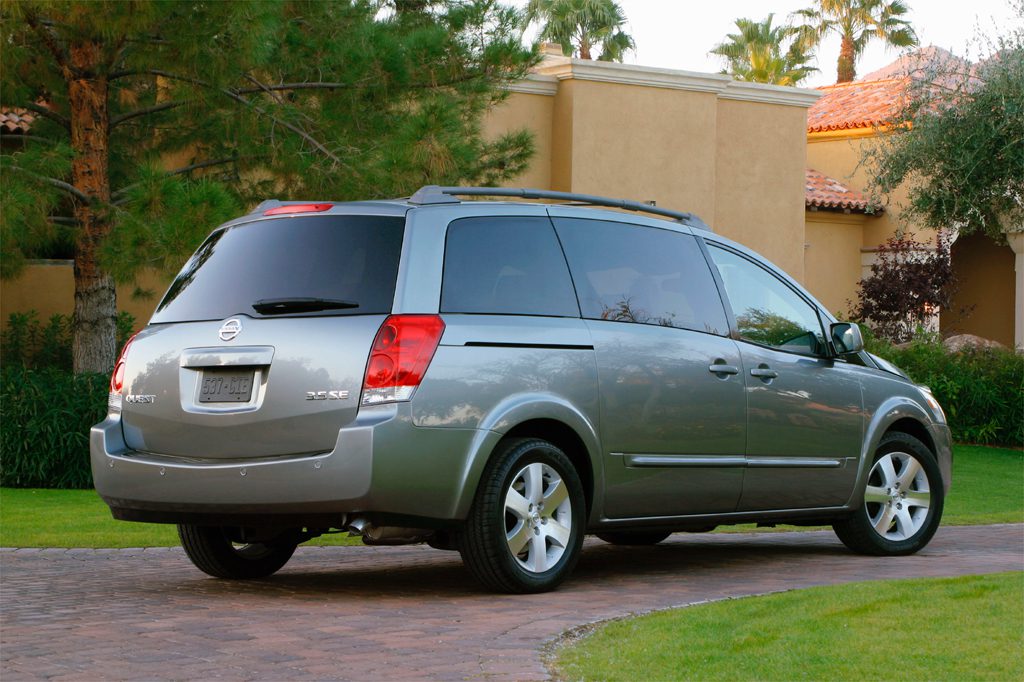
<box><xmin>807</xmin><ymin>78</ymin><xmax>907</xmax><ymax>133</ymax></box>
<box><xmin>0</xmin><ymin>108</ymin><xmax>35</xmax><ymax>134</ymax></box>
<box><xmin>805</xmin><ymin>168</ymin><xmax>879</xmax><ymax>213</ymax></box>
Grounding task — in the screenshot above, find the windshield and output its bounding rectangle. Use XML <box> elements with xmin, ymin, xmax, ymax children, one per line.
<box><xmin>151</xmin><ymin>214</ymin><xmax>405</xmax><ymax>323</ymax></box>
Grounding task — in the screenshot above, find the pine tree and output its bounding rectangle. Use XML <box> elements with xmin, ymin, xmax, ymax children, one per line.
<box><xmin>1</xmin><ymin>0</ymin><xmax>538</xmax><ymax>373</ymax></box>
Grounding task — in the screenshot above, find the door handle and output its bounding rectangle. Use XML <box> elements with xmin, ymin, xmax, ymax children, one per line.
<box><xmin>708</xmin><ymin>363</ymin><xmax>739</xmax><ymax>376</ymax></box>
<box><xmin>750</xmin><ymin>367</ymin><xmax>779</xmax><ymax>379</ymax></box>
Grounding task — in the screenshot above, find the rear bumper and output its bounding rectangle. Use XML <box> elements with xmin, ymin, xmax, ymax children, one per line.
<box><xmin>91</xmin><ymin>404</ymin><xmax>500</xmax><ymax>526</ymax></box>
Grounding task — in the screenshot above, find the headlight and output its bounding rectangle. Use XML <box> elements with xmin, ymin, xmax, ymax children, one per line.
<box><xmin>919</xmin><ymin>386</ymin><xmax>946</xmax><ymax>423</ymax></box>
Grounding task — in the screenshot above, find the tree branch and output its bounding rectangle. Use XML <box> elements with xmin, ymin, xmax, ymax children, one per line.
<box><xmin>24</xmin><ymin>12</ymin><xmax>70</xmax><ymax>71</ymax></box>
<box><xmin>109</xmin><ymin>100</ymin><xmax>186</xmax><ymax>130</ymax></box>
<box><xmin>110</xmin><ymin>155</ymin><xmax>260</xmax><ymax>202</ymax></box>
<box><xmin>0</xmin><ymin>134</ymin><xmax>58</xmax><ymax>145</ymax></box>
<box><xmin>5</xmin><ymin>165</ymin><xmax>90</xmax><ymax>204</ymax></box>
<box><xmin>21</xmin><ymin>102</ymin><xmax>70</xmax><ymax>132</ymax></box>
<box><xmin>143</xmin><ymin>69</ymin><xmax>344</xmax><ymax>165</ymax></box>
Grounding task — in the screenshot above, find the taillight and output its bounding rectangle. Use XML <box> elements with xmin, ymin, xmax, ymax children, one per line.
<box><xmin>361</xmin><ymin>315</ymin><xmax>445</xmax><ymax>406</ymax></box>
<box><xmin>110</xmin><ymin>333</ymin><xmax>139</xmax><ymax>395</ymax></box>
<box><xmin>263</xmin><ymin>203</ymin><xmax>332</xmax><ymax>216</ymax></box>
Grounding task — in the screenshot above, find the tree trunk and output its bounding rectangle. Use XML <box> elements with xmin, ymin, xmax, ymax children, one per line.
<box><xmin>68</xmin><ymin>41</ymin><xmax>117</xmax><ymax>374</ymax></box>
<box><xmin>837</xmin><ymin>35</ymin><xmax>857</xmax><ymax>83</ymax></box>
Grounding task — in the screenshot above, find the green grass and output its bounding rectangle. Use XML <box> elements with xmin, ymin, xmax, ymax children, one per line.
<box><xmin>0</xmin><ymin>445</ymin><xmax>1019</xmax><ymax>548</ymax></box>
<box><xmin>552</xmin><ymin>572</ymin><xmax>1024</xmax><ymax>681</ymax></box>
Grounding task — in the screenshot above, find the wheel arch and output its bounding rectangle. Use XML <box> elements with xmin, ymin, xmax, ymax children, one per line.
<box><xmin>850</xmin><ymin>397</ymin><xmax>952</xmax><ymax>506</ymax></box>
<box><xmin>450</xmin><ymin>393</ymin><xmax>603</xmax><ymax>523</ymax></box>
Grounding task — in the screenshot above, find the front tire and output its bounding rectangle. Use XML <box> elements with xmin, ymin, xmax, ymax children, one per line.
<box><xmin>459</xmin><ymin>438</ymin><xmax>585</xmax><ymax>593</ymax></box>
<box><xmin>833</xmin><ymin>432</ymin><xmax>944</xmax><ymax>556</ymax></box>
<box><xmin>178</xmin><ymin>525</ymin><xmax>297</xmax><ymax>579</ymax></box>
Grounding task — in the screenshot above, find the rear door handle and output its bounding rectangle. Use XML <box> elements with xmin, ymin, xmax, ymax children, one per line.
<box><xmin>708</xmin><ymin>363</ymin><xmax>739</xmax><ymax>375</ymax></box>
<box><xmin>750</xmin><ymin>367</ymin><xmax>779</xmax><ymax>379</ymax></box>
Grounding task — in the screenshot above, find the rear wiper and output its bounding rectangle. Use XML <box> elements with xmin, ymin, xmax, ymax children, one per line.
<box><xmin>252</xmin><ymin>297</ymin><xmax>359</xmax><ymax>315</ymax></box>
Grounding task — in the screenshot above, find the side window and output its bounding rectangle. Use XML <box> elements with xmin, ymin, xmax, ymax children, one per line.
<box><xmin>441</xmin><ymin>216</ymin><xmax>579</xmax><ymax>317</ymax></box>
<box><xmin>554</xmin><ymin>218</ymin><xmax>729</xmax><ymax>335</ymax></box>
<box><xmin>707</xmin><ymin>244</ymin><xmax>826</xmax><ymax>355</ymax></box>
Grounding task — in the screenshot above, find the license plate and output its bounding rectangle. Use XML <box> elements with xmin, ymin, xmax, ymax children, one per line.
<box><xmin>199</xmin><ymin>369</ymin><xmax>255</xmax><ymax>403</ymax></box>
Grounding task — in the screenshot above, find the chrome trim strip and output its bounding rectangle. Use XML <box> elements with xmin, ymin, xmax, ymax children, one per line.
<box><xmin>623</xmin><ymin>454</ymin><xmax>747</xmax><ymax>468</ymax></box>
<box><xmin>746</xmin><ymin>457</ymin><xmax>842</xmax><ymax>468</ymax></box>
<box><xmin>180</xmin><ymin>346</ymin><xmax>275</xmax><ymax>368</ymax></box>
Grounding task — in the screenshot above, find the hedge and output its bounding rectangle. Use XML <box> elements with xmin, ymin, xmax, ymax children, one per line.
<box><xmin>0</xmin><ymin>368</ymin><xmax>107</xmax><ymax>489</ymax></box>
<box><xmin>875</xmin><ymin>340</ymin><xmax>1024</xmax><ymax>447</ymax></box>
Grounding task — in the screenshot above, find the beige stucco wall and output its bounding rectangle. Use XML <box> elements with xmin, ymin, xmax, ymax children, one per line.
<box><xmin>944</xmin><ymin>233</ymin><xmax>1016</xmax><ymax>347</ymax></box>
<box><xmin>715</xmin><ymin>99</ymin><xmax>808</xmax><ymax>280</ymax></box>
<box><xmin>1</xmin><ymin>263</ymin><xmax>165</xmax><ymax>332</ymax></box>
<box><xmin>803</xmin><ymin>211</ymin><xmax>868</xmax><ymax>316</ymax></box>
<box><xmin>482</xmin><ymin>91</ymin><xmax>554</xmax><ymax>190</ymax></box>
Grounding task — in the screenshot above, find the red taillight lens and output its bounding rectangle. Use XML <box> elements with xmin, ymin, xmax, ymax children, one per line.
<box><xmin>109</xmin><ymin>333</ymin><xmax>139</xmax><ymax>395</ymax></box>
<box><xmin>263</xmin><ymin>203</ymin><xmax>333</xmax><ymax>216</ymax></box>
<box><xmin>361</xmin><ymin>315</ymin><xmax>445</xmax><ymax>405</ymax></box>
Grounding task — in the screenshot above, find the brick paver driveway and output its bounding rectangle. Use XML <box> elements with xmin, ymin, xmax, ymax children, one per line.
<box><xmin>2</xmin><ymin>524</ymin><xmax>1021</xmax><ymax>681</ymax></box>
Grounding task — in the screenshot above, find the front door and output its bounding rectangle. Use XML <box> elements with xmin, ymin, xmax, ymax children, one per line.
<box><xmin>706</xmin><ymin>243</ymin><xmax>865</xmax><ymax>511</ymax></box>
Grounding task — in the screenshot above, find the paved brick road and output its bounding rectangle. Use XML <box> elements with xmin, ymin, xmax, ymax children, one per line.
<box><xmin>2</xmin><ymin>524</ymin><xmax>1021</xmax><ymax>681</ymax></box>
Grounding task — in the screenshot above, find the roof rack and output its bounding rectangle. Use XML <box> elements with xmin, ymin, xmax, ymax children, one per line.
<box><xmin>407</xmin><ymin>186</ymin><xmax>711</xmax><ymax>230</ymax></box>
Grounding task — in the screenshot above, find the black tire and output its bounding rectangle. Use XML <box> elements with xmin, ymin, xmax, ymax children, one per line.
<box><xmin>596</xmin><ymin>530</ymin><xmax>672</xmax><ymax>546</ymax></box>
<box><xmin>459</xmin><ymin>438</ymin><xmax>586</xmax><ymax>593</ymax></box>
<box><xmin>177</xmin><ymin>525</ymin><xmax>297</xmax><ymax>579</ymax></box>
<box><xmin>833</xmin><ymin>432</ymin><xmax>944</xmax><ymax>556</ymax></box>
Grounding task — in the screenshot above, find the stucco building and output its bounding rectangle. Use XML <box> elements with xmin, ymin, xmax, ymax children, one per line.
<box><xmin>3</xmin><ymin>47</ymin><xmax>1021</xmax><ymax>348</ymax></box>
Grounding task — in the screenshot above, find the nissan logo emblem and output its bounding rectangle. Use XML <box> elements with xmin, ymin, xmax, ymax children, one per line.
<box><xmin>219</xmin><ymin>318</ymin><xmax>242</xmax><ymax>342</ymax></box>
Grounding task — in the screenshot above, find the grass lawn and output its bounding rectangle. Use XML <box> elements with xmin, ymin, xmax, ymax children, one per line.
<box><xmin>0</xmin><ymin>445</ymin><xmax>1019</xmax><ymax>548</ymax></box>
<box><xmin>551</xmin><ymin>572</ymin><xmax>1024</xmax><ymax>681</ymax></box>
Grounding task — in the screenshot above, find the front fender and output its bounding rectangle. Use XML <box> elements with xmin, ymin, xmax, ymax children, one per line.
<box><xmin>448</xmin><ymin>392</ymin><xmax>604</xmax><ymax>522</ymax></box>
<box><xmin>849</xmin><ymin>396</ymin><xmax>953</xmax><ymax>506</ymax></box>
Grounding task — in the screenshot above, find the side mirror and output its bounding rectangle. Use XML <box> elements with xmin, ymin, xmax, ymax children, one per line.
<box><xmin>831</xmin><ymin>322</ymin><xmax>864</xmax><ymax>355</ymax></box>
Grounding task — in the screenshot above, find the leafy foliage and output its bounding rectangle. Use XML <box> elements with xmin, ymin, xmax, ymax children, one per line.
<box><xmin>1</xmin><ymin>0</ymin><xmax>539</xmax><ymax>371</ymax></box>
<box><xmin>862</xmin><ymin>13</ymin><xmax>1024</xmax><ymax>239</ymax></box>
<box><xmin>710</xmin><ymin>14</ymin><xmax>817</xmax><ymax>86</ymax></box>
<box><xmin>867</xmin><ymin>333</ymin><xmax>1024</xmax><ymax>447</ymax></box>
<box><xmin>526</xmin><ymin>0</ymin><xmax>634</xmax><ymax>61</ymax></box>
<box><xmin>0</xmin><ymin>367</ymin><xmax>108</xmax><ymax>489</ymax></box>
<box><xmin>1</xmin><ymin>310</ymin><xmax>134</xmax><ymax>371</ymax></box>
<box><xmin>850</xmin><ymin>235</ymin><xmax>956</xmax><ymax>344</ymax></box>
<box><xmin>793</xmin><ymin>0</ymin><xmax>918</xmax><ymax>82</ymax></box>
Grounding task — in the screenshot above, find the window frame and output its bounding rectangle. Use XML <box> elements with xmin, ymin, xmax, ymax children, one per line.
<box><xmin>701</xmin><ymin>239</ymin><xmax>833</xmax><ymax>359</ymax></box>
<box><xmin>439</xmin><ymin>214</ymin><xmax>582</xmax><ymax>319</ymax></box>
<box><xmin>552</xmin><ymin>216</ymin><xmax>732</xmax><ymax>337</ymax></box>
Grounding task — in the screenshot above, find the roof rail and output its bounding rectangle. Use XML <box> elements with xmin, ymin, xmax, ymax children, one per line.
<box><xmin>407</xmin><ymin>186</ymin><xmax>711</xmax><ymax>230</ymax></box>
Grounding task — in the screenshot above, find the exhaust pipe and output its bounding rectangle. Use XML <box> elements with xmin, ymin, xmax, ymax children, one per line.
<box><xmin>345</xmin><ymin>517</ymin><xmax>432</xmax><ymax>545</ymax></box>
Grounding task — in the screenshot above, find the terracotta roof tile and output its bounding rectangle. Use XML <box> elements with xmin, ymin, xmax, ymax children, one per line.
<box><xmin>805</xmin><ymin>168</ymin><xmax>879</xmax><ymax>213</ymax></box>
<box><xmin>0</xmin><ymin>108</ymin><xmax>36</xmax><ymax>134</ymax></box>
<box><xmin>807</xmin><ymin>78</ymin><xmax>907</xmax><ymax>133</ymax></box>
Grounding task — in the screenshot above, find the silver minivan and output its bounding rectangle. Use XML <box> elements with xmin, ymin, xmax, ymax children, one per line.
<box><xmin>92</xmin><ymin>186</ymin><xmax>952</xmax><ymax>593</ymax></box>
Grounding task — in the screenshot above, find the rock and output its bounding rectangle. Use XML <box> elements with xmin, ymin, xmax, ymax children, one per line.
<box><xmin>942</xmin><ymin>334</ymin><xmax>1007</xmax><ymax>352</ymax></box>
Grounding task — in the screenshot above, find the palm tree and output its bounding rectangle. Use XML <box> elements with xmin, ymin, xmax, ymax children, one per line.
<box><xmin>793</xmin><ymin>0</ymin><xmax>919</xmax><ymax>83</ymax></box>
<box><xmin>710</xmin><ymin>15</ymin><xmax>818</xmax><ymax>86</ymax></box>
<box><xmin>526</xmin><ymin>0</ymin><xmax>635</xmax><ymax>62</ymax></box>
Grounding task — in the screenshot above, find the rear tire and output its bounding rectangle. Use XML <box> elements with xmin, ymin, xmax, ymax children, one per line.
<box><xmin>459</xmin><ymin>438</ymin><xmax>585</xmax><ymax>593</ymax></box>
<box><xmin>178</xmin><ymin>525</ymin><xmax>297</xmax><ymax>579</ymax></box>
<box><xmin>833</xmin><ymin>432</ymin><xmax>944</xmax><ymax>556</ymax></box>
<box><xmin>596</xmin><ymin>531</ymin><xmax>672</xmax><ymax>546</ymax></box>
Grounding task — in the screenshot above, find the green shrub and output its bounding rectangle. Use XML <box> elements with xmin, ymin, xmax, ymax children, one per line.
<box><xmin>0</xmin><ymin>368</ymin><xmax>108</xmax><ymax>488</ymax></box>
<box><xmin>868</xmin><ymin>333</ymin><xmax>1024</xmax><ymax>447</ymax></box>
<box><xmin>1</xmin><ymin>310</ymin><xmax>135</xmax><ymax>371</ymax></box>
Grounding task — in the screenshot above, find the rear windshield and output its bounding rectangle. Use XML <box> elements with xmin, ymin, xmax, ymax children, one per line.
<box><xmin>151</xmin><ymin>215</ymin><xmax>405</xmax><ymax>323</ymax></box>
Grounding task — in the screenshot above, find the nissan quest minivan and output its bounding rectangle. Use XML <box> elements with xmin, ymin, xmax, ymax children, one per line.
<box><xmin>91</xmin><ymin>186</ymin><xmax>951</xmax><ymax>593</ymax></box>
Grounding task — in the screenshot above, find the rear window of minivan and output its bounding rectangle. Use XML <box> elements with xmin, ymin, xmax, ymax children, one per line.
<box><xmin>151</xmin><ymin>215</ymin><xmax>405</xmax><ymax>323</ymax></box>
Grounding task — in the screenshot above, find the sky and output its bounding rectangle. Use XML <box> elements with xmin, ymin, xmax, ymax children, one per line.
<box><xmin>510</xmin><ymin>0</ymin><xmax>1022</xmax><ymax>87</ymax></box>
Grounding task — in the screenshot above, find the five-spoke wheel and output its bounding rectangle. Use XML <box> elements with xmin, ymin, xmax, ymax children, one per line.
<box><xmin>834</xmin><ymin>432</ymin><xmax>944</xmax><ymax>556</ymax></box>
<box><xmin>460</xmin><ymin>438</ymin><xmax>585</xmax><ymax>593</ymax></box>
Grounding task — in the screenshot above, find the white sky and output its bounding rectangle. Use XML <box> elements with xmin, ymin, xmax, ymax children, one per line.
<box><xmin>510</xmin><ymin>0</ymin><xmax>1022</xmax><ymax>87</ymax></box>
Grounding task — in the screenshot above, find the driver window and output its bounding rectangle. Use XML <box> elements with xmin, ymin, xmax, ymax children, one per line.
<box><xmin>707</xmin><ymin>244</ymin><xmax>826</xmax><ymax>355</ymax></box>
